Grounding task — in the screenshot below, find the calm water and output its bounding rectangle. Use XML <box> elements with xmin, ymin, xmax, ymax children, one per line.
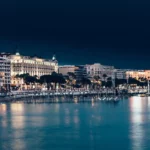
<box><xmin>0</xmin><ymin>97</ymin><xmax>150</xmax><ymax>150</ymax></box>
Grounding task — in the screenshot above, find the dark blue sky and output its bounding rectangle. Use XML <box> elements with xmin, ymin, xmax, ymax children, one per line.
<box><xmin>0</xmin><ymin>0</ymin><xmax>150</xmax><ymax>69</ymax></box>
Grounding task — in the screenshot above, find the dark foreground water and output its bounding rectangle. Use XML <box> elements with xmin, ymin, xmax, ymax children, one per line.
<box><xmin>0</xmin><ymin>97</ymin><xmax>150</xmax><ymax>150</ymax></box>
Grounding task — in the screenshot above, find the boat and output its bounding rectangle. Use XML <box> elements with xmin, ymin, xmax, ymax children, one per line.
<box><xmin>103</xmin><ymin>97</ymin><xmax>106</xmax><ymax>101</ymax></box>
<box><xmin>113</xmin><ymin>97</ymin><xmax>119</xmax><ymax>102</ymax></box>
<box><xmin>108</xmin><ymin>97</ymin><xmax>113</xmax><ymax>101</ymax></box>
<box><xmin>98</xmin><ymin>97</ymin><xmax>102</xmax><ymax>101</ymax></box>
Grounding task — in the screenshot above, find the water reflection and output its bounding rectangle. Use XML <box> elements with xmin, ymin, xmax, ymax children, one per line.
<box><xmin>73</xmin><ymin>109</ymin><xmax>79</xmax><ymax>125</ymax></box>
<box><xmin>11</xmin><ymin>103</ymin><xmax>25</xmax><ymax>129</ymax></box>
<box><xmin>130</xmin><ymin>97</ymin><xmax>147</xmax><ymax>150</ymax></box>
<box><xmin>0</xmin><ymin>104</ymin><xmax>7</xmax><ymax>113</ymax></box>
<box><xmin>91</xmin><ymin>98</ymin><xmax>95</xmax><ymax>107</ymax></box>
<box><xmin>148</xmin><ymin>97</ymin><xmax>150</xmax><ymax>108</ymax></box>
<box><xmin>0</xmin><ymin>98</ymin><xmax>150</xmax><ymax>150</ymax></box>
<box><xmin>10</xmin><ymin>139</ymin><xmax>26</xmax><ymax>150</ymax></box>
<box><xmin>10</xmin><ymin>104</ymin><xmax>26</xmax><ymax>150</ymax></box>
<box><xmin>74</xmin><ymin>97</ymin><xmax>78</xmax><ymax>104</ymax></box>
<box><xmin>0</xmin><ymin>103</ymin><xmax>27</xmax><ymax>150</ymax></box>
<box><xmin>0</xmin><ymin>104</ymin><xmax>7</xmax><ymax>128</ymax></box>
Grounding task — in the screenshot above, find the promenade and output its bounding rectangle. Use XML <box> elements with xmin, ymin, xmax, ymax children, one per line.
<box><xmin>0</xmin><ymin>87</ymin><xmax>147</xmax><ymax>102</ymax></box>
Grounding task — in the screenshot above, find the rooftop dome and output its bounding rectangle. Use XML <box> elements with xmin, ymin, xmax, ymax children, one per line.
<box><xmin>16</xmin><ymin>52</ymin><xmax>20</xmax><ymax>56</ymax></box>
<box><xmin>52</xmin><ymin>55</ymin><xmax>56</xmax><ymax>61</ymax></box>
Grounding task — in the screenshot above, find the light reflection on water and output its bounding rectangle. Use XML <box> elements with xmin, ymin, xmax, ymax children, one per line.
<box><xmin>129</xmin><ymin>97</ymin><xmax>149</xmax><ymax>150</ymax></box>
<box><xmin>130</xmin><ymin>97</ymin><xmax>144</xmax><ymax>150</ymax></box>
<box><xmin>11</xmin><ymin>104</ymin><xmax>25</xmax><ymax>129</ymax></box>
<box><xmin>148</xmin><ymin>97</ymin><xmax>150</xmax><ymax>108</ymax></box>
<box><xmin>0</xmin><ymin>97</ymin><xmax>150</xmax><ymax>150</ymax></box>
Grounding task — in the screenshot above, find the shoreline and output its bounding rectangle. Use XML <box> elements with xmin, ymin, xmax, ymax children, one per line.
<box><xmin>0</xmin><ymin>90</ymin><xmax>143</xmax><ymax>103</ymax></box>
<box><xmin>0</xmin><ymin>95</ymin><xmax>127</xmax><ymax>103</ymax></box>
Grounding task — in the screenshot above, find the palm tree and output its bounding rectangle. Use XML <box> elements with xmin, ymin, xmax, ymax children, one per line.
<box><xmin>18</xmin><ymin>73</ymin><xmax>30</xmax><ymax>79</ymax></box>
<box><xmin>67</xmin><ymin>72</ymin><xmax>76</xmax><ymax>79</ymax></box>
<box><xmin>94</xmin><ymin>76</ymin><xmax>100</xmax><ymax>81</ymax></box>
<box><xmin>15</xmin><ymin>73</ymin><xmax>30</xmax><ymax>90</ymax></box>
<box><xmin>15</xmin><ymin>74</ymin><xmax>20</xmax><ymax>78</ymax></box>
<box><xmin>80</xmin><ymin>77</ymin><xmax>91</xmax><ymax>89</ymax></box>
<box><xmin>40</xmin><ymin>73</ymin><xmax>66</xmax><ymax>90</ymax></box>
<box><xmin>115</xmin><ymin>78</ymin><xmax>127</xmax><ymax>87</ymax></box>
<box><xmin>103</xmin><ymin>74</ymin><xmax>107</xmax><ymax>82</ymax></box>
<box><xmin>40</xmin><ymin>75</ymin><xmax>52</xmax><ymax>90</ymax></box>
<box><xmin>93</xmin><ymin>76</ymin><xmax>101</xmax><ymax>89</ymax></box>
<box><xmin>105</xmin><ymin>77</ymin><xmax>112</xmax><ymax>88</ymax></box>
<box><xmin>128</xmin><ymin>77</ymin><xmax>139</xmax><ymax>85</ymax></box>
<box><xmin>67</xmin><ymin>72</ymin><xmax>76</xmax><ymax>87</ymax></box>
<box><xmin>107</xmin><ymin>77</ymin><xmax>112</xmax><ymax>81</ymax></box>
<box><xmin>102</xmin><ymin>74</ymin><xmax>107</xmax><ymax>87</ymax></box>
<box><xmin>24</xmin><ymin>75</ymin><xmax>37</xmax><ymax>89</ymax></box>
<box><xmin>51</xmin><ymin>73</ymin><xmax>66</xmax><ymax>89</ymax></box>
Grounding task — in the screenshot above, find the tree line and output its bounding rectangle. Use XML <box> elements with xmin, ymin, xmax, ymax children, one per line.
<box><xmin>14</xmin><ymin>72</ymin><xmax>148</xmax><ymax>90</ymax></box>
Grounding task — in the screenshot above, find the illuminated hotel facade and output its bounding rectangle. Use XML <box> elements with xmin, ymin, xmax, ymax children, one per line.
<box><xmin>0</xmin><ymin>52</ymin><xmax>58</xmax><ymax>86</ymax></box>
<box><xmin>0</xmin><ymin>56</ymin><xmax>11</xmax><ymax>91</ymax></box>
<box><xmin>126</xmin><ymin>70</ymin><xmax>150</xmax><ymax>80</ymax></box>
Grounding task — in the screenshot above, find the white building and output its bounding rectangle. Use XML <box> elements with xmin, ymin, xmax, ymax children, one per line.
<box><xmin>58</xmin><ymin>65</ymin><xmax>76</xmax><ymax>75</ymax></box>
<box><xmin>114</xmin><ymin>69</ymin><xmax>127</xmax><ymax>79</ymax></box>
<box><xmin>85</xmin><ymin>63</ymin><xmax>114</xmax><ymax>80</ymax></box>
<box><xmin>9</xmin><ymin>52</ymin><xmax>58</xmax><ymax>76</ymax></box>
<box><xmin>0</xmin><ymin>56</ymin><xmax>11</xmax><ymax>91</ymax></box>
<box><xmin>0</xmin><ymin>52</ymin><xmax>58</xmax><ymax>86</ymax></box>
<box><xmin>126</xmin><ymin>70</ymin><xmax>150</xmax><ymax>80</ymax></box>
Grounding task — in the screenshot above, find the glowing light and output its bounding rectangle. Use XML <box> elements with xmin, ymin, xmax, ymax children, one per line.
<box><xmin>0</xmin><ymin>104</ymin><xmax>6</xmax><ymax>112</ymax></box>
<box><xmin>130</xmin><ymin>97</ymin><xmax>145</xmax><ymax>150</ymax></box>
<box><xmin>11</xmin><ymin>103</ymin><xmax>24</xmax><ymax>113</ymax></box>
<box><xmin>74</xmin><ymin>99</ymin><xmax>78</xmax><ymax>104</ymax></box>
<box><xmin>74</xmin><ymin>116</ymin><xmax>79</xmax><ymax>124</ymax></box>
<box><xmin>148</xmin><ymin>97</ymin><xmax>150</xmax><ymax>108</ymax></box>
<box><xmin>91</xmin><ymin>98</ymin><xmax>94</xmax><ymax>107</ymax></box>
<box><xmin>11</xmin><ymin>103</ymin><xmax>25</xmax><ymax>129</ymax></box>
<box><xmin>74</xmin><ymin>97</ymin><xmax>78</xmax><ymax>104</ymax></box>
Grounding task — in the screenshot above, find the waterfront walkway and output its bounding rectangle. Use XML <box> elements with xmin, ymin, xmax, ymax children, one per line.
<box><xmin>0</xmin><ymin>88</ymin><xmax>147</xmax><ymax>102</ymax></box>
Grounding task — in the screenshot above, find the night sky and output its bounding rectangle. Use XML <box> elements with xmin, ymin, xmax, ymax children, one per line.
<box><xmin>0</xmin><ymin>0</ymin><xmax>150</xmax><ymax>69</ymax></box>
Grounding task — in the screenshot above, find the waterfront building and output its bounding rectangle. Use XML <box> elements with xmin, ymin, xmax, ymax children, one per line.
<box><xmin>0</xmin><ymin>52</ymin><xmax>58</xmax><ymax>86</ymax></box>
<box><xmin>58</xmin><ymin>65</ymin><xmax>76</xmax><ymax>75</ymax></box>
<box><xmin>126</xmin><ymin>70</ymin><xmax>150</xmax><ymax>80</ymax></box>
<box><xmin>85</xmin><ymin>63</ymin><xmax>114</xmax><ymax>80</ymax></box>
<box><xmin>0</xmin><ymin>56</ymin><xmax>11</xmax><ymax>91</ymax></box>
<box><xmin>114</xmin><ymin>69</ymin><xmax>127</xmax><ymax>79</ymax></box>
<box><xmin>58</xmin><ymin>65</ymin><xmax>87</xmax><ymax>80</ymax></box>
<box><xmin>74</xmin><ymin>65</ymin><xmax>87</xmax><ymax>80</ymax></box>
<box><xmin>144</xmin><ymin>70</ymin><xmax>150</xmax><ymax>79</ymax></box>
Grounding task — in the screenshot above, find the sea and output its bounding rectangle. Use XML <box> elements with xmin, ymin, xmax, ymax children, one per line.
<box><xmin>0</xmin><ymin>96</ymin><xmax>150</xmax><ymax>150</ymax></box>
